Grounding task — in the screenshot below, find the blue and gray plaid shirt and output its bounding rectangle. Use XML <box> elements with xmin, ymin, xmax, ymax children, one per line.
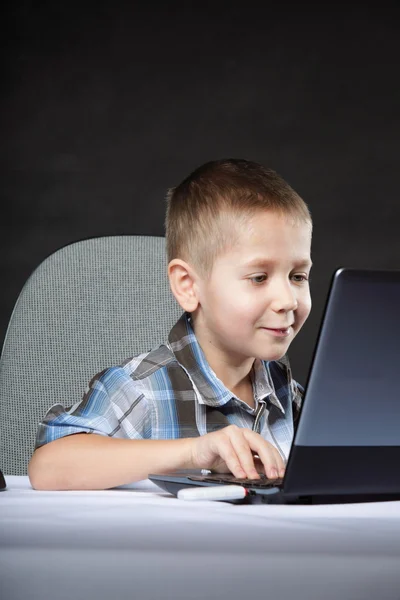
<box><xmin>35</xmin><ymin>313</ymin><xmax>303</xmax><ymax>460</ymax></box>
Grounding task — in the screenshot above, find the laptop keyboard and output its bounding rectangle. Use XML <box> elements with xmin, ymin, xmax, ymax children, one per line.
<box><xmin>188</xmin><ymin>473</ymin><xmax>283</xmax><ymax>489</ymax></box>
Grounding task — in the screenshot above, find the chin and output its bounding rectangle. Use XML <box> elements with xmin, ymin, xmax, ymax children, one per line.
<box><xmin>257</xmin><ymin>347</ymin><xmax>289</xmax><ymax>362</ymax></box>
<box><xmin>263</xmin><ymin>353</ymin><xmax>287</xmax><ymax>362</ymax></box>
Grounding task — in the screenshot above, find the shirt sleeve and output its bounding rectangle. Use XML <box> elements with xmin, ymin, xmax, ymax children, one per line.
<box><xmin>34</xmin><ymin>366</ymin><xmax>152</xmax><ymax>449</ymax></box>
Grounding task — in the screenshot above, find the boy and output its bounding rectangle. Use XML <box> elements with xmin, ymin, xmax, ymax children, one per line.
<box><xmin>28</xmin><ymin>159</ymin><xmax>312</xmax><ymax>490</ymax></box>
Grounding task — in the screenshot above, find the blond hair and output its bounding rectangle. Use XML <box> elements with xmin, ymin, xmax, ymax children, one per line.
<box><xmin>165</xmin><ymin>158</ymin><xmax>311</xmax><ymax>277</ymax></box>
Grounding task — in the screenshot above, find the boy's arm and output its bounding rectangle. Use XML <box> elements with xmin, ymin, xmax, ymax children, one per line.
<box><xmin>28</xmin><ymin>434</ymin><xmax>194</xmax><ymax>490</ymax></box>
<box><xmin>28</xmin><ymin>425</ymin><xmax>285</xmax><ymax>491</ymax></box>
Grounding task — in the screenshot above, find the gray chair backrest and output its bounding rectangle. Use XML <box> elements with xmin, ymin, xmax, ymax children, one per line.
<box><xmin>0</xmin><ymin>236</ymin><xmax>183</xmax><ymax>475</ymax></box>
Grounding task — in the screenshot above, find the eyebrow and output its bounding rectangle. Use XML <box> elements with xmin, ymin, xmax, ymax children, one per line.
<box><xmin>241</xmin><ymin>258</ymin><xmax>313</xmax><ymax>269</ymax></box>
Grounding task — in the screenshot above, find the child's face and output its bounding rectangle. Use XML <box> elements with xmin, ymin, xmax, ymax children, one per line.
<box><xmin>193</xmin><ymin>210</ymin><xmax>312</xmax><ymax>364</ymax></box>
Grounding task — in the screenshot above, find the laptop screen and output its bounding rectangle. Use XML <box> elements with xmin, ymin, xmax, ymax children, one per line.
<box><xmin>294</xmin><ymin>268</ymin><xmax>400</xmax><ymax>448</ymax></box>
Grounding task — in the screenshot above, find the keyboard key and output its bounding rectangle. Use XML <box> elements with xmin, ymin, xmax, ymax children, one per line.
<box><xmin>188</xmin><ymin>473</ymin><xmax>283</xmax><ymax>489</ymax></box>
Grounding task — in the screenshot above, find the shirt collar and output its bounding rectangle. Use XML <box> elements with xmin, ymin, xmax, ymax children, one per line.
<box><xmin>251</xmin><ymin>357</ymin><xmax>286</xmax><ymax>413</ymax></box>
<box><xmin>168</xmin><ymin>313</ymin><xmax>286</xmax><ymax>413</ymax></box>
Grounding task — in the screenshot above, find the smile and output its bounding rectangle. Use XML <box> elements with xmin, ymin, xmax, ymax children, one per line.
<box><xmin>261</xmin><ymin>327</ymin><xmax>292</xmax><ymax>338</ymax></box>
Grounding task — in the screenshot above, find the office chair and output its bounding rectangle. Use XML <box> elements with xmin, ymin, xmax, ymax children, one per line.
<box><xmin>0</xmin><ymin>236</ymin><xmax>183</xmax><ymax>475</ymax></box>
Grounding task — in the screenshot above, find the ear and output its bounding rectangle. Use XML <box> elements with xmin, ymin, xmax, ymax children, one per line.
<box><xmin>168</xmin><ymin>259</ymin><xmax>200</xmax><ymax>312</ymax></box>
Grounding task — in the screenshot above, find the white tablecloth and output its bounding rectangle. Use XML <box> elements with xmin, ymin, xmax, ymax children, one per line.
<box><xmin>1</xmin><ymin>475</ymin><xmax>400</xmax><ymax>600</ymax></box>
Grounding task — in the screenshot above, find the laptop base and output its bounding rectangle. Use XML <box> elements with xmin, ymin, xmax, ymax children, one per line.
<box><xmin>149</xmin><ymin>471</ymin><xmax>400</xmax><ymax>505</ymax></box>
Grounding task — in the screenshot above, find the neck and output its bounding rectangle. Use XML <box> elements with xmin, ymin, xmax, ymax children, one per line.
<box><xmin>191</xmin><ymin>319</ymin><xmax>256</xmax><ymax>407</ymax></box>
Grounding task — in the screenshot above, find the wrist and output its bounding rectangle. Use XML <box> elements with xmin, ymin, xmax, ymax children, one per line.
<box><xmin>178</xmin><ymin>437</ymin><xmax>198</xmax><ymax>470</ymax></box>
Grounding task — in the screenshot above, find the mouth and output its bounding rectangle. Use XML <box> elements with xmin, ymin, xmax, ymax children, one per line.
<box><xmin>261</xmin><ymin>326</ymin><xmax>293</xmax><ymax>338</ymax></box>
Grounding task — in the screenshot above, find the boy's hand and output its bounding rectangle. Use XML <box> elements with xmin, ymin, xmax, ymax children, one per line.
<box><xmin>190</xmin><ymin>425</ymin><xmax>285</xmax><ymax>480</ymax></box>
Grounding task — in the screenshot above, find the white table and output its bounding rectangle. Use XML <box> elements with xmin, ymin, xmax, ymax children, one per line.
<box><xmin>1</xmin><ymin>476</ymin><xmax>400</xmax><ymax>600</ymax></box>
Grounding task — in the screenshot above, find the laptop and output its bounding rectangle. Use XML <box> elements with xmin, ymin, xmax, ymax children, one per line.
<box><xmin>0</xmin><ymin>468</ymin><xmax>6</xmax><ymax>491</ymax></box>
<box><xmin>149</xmin><ymin>268</ymin><xmax>400</xmax><ymax>504</ymax></box>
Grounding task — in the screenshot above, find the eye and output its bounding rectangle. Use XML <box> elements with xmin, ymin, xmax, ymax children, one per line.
<box><xmin>249</xmin><ymin>274</ymin><xmax>267</xmax><ymax>285</ymax></box>
<box><xmin>291</xmin><ymin>273</ymin><xmax>309</xmax><ymax>283</ymax></box>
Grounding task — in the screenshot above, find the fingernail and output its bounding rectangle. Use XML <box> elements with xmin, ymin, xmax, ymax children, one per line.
<box><xmin>270</xmin><ymin>468</ymin><xmax>278</xmax><ymax>478</ymax></box>
<box><xmin>279</xmin><ymin>468</ymin><xmax>285</xmax><ymax>478</ymax></box>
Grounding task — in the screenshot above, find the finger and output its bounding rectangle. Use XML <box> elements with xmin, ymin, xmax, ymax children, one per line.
<box><xmin>212</xmin><ymin>436</ymin><xmax>248</xmax><ymax>479</ymax></box>
<box><xmin>242</xmin><ymin>430</ymin><xmax>285</xmax><ymax>479</ymax></box>
<box><xmin>228</xmin><ymin>430</ymin><xmax>261</xmax><ymax>479</ymax></box>
<box><xmin>259</xmin><ymin>445</ymin><xmax>285</xmax><ymax>479</ymax></box>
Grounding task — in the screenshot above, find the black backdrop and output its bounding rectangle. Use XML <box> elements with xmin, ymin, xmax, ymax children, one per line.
<box><xmin>2</xmin><ymin>1</ymin><xmax>400</xmax><ymax>385</ymax></box>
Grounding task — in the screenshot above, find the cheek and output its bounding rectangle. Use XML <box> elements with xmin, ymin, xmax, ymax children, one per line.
<box><xmin>223</xmin><ymin>300</ymin><xmax>263</xmax><ymax>333</ymax></box>
<box><xmin>297</xmin><ymin>294</ymin><xmax>312</xmax><ymax>325</ymax></box>
<box><xmin>209</xmin><ymin>288</ymin><xmax>256</xmax><ymax>328</ymax></box>
<box><xmin>207</xmin><ymin>280</ymin><xmax>245</xmax><ymax>310</ymax></box>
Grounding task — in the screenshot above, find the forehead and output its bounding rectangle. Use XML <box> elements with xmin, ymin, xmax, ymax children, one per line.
<box><xmin>217</xmin><ymin>211</ymin><xmax>312</xmax><ymax>267</ymax></box>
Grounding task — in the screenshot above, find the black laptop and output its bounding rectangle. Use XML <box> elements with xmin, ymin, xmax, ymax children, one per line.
<box><xmin>0</xmin><ymin>468</ymin><xmax>6</xmax><ymax>491</ymax></box>
<box><xmin>150</xmin><ymin>268</ymin><xmax>400</xmax><ymax>504</ymax></box>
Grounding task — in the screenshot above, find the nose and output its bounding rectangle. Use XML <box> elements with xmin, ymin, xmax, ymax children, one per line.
<box><xmin>269</xmin><ymin>278</ymin><xmax>298</xmax><ymax>313</ymax></box>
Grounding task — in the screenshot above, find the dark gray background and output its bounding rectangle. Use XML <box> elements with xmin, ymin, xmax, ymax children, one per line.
<box><xmin>2</xmin><ymin>1</ymin><xmax>399</xmax><ymax>385</ymax></box>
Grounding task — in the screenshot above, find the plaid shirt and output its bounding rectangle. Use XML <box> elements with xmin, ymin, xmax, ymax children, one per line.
<box><xmin>35</xmin><ymin>313</ymin><xmax>303</xmax><ymax>461</ymax></box>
